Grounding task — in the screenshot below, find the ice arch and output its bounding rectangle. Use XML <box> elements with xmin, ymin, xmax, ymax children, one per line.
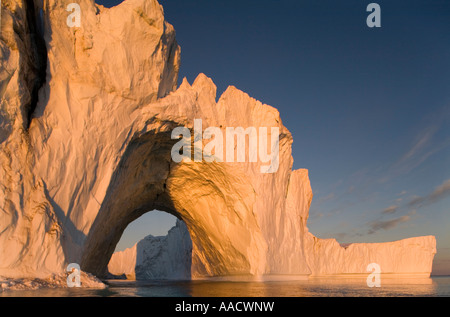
<box><xmin>79</xmin><ymin>127</ymin><xmax>271</xmax><ymax>278</ymax></box>
<box><xmin>0</xmin><ymin>0</ymin><xmax>311</xmax><ymax>279</ymax></box>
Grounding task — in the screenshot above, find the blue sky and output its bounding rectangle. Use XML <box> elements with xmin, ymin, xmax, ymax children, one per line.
<box><xmin>98</xmin><ymin>0</ymin><xmax>450</xmax><ymax>275</ymax></box>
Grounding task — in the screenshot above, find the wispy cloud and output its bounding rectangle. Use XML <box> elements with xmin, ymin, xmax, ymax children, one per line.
<box><xmin>408</xmin><ymin>179</ymin><xmax>450</xmax><ymax>208</ymax></box>
<box><xmin>367</xmin><ymin>215</ymin><xmax>412</xmax><ymax>235</ymax></box>
<box><xmin>317</xmin><ymin>192</ymin><xmax>335</xmax><ymax>203</ymax></box>
<box><xmin>379</xmin><ymin>105</ymin><xmax>450</xmax><ymax>184</ymax></box>
<box><xmin>366</xmin><ymin>179</ymin><xmax>450</xmax><ymax>235</ymax></box>
<box><xmin>398</xmin><ymin>125</ymin><xmax>437</xmax><ymax>165</ymax></box>
<box><xmin>380</xmin><ymin>124</ymin><xmax>450</xmax><ymax>183</ymax></box>
<box><xmin>381</xmin><ymin>205</ymin><xmax>398</xmax><ymax>215</ymax></box>
<box><xmin>398</xmin><ymin>125</ymin><xmax>438</xmax><ymax>164</ymax></box>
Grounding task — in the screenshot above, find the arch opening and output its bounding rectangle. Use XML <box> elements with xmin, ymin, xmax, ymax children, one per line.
<box><xmin>114</xmin><ymin>210</ymin><xmax>177</xmax><ymax>253</ymax></box>
<box><xmin>107</xmin><ymin>210</ymin><xmax>193</xmax><ymax>280</ymax></box>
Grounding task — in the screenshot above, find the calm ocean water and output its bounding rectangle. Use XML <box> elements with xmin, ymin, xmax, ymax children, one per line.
<box><xmin>1</xmin><ymin>276</ymin><xmax>449</xmax><ymax>297</ymax></box>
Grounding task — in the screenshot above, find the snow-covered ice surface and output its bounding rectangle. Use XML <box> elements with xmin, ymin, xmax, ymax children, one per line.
<box><xmin>0</xmin><ymin>271</ymin><xmax>106</xmax><ymax>292</ymax></box>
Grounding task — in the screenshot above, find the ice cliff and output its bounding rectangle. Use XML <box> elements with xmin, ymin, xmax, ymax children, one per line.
<box><xmin>0</xmin><ymin>0</ymin><xmax>436</xmax><ymax>281</ymax></box>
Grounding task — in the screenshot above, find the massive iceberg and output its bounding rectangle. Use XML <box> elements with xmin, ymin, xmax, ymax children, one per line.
<box><xmin>0</xmin><ymin>0</ymin><xmax>436</xmax><ymax>281</ymax></box>
<box><xmin>108</xmin><ymin>221</ymin><xmax>436</xmax><ymax>280</ymax></box>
